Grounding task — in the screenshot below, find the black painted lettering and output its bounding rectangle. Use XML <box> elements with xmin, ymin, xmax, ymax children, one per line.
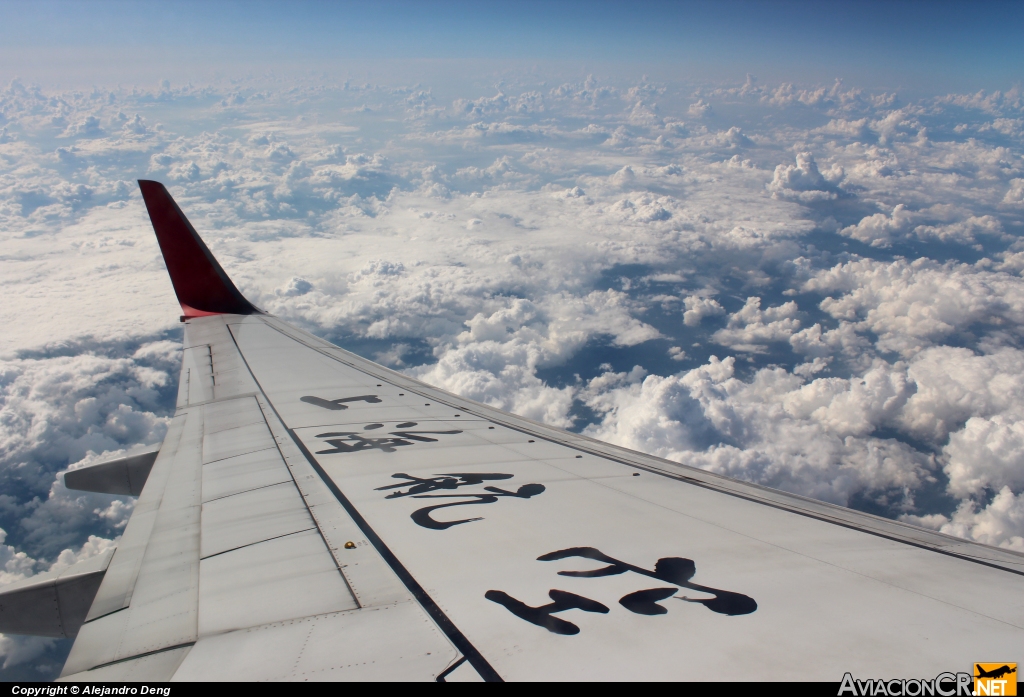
<box><xmin>539</xmin><ymin>547</ymin><xmax>757</xmax><ymax>616</ymax></box>
<box><xmin>301</xmin><ymin>395</ymin><xmax>383</xmax><ymax>410</ymax></box>
<box><xmin>485</xmin><ymin>589</ymin><xmax>609</xmax><ymax>635</ymax></box>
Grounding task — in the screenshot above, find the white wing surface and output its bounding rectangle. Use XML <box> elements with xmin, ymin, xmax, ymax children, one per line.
<box><xmin>46</xmin><ymin>182</ymin><xmax>1024</xmax><ymax>681</ymax></box>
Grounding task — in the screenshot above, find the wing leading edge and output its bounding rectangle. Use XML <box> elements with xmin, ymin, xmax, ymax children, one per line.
<box><xmin>52</xmin><ymin>182</ymin><xmax>1024</xmax><ymax>681</ymax></box>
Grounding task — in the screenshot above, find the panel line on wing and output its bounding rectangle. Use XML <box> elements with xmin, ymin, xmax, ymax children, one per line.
<box><xmin>243</xmin><ymin>388</ymin><xmax>364</xmax><ymax>611</ymax></box>
<box><xmin>201</xmin><ymin>479</ymin><xmax>300</xmax><ymax>505</ymax></box>
<box><xmin>176</xmin><ymin>392</ymin><xmax>260</xmax><ymax>410</ymax></box>
<box><xmin>226</xmin><ymin>322</ymin><xmax>503</xmax><ymax>683</ymax></box>
<box><xmin>435</xmin><ymin>656</ymin><xmax>468</xmax><ymax>682</ymax></box>
<box><xmin>198</xmin><ymin>527</ymin><xmax>317</xmax><ymax>561</ymax></box>
<box><xmin>78</xmin><ymin>642</ymin><xmax>196</xmax><ymax>674</ymax></box>
<box><xmin>197</xmin><ymin>444</ymin><xmax>276</xmax><ymax>467</ymax></box>
<box><xmin>78</xmin><ymin>605</ymin><xmax>126</xmax><ymax>626</ymax></box>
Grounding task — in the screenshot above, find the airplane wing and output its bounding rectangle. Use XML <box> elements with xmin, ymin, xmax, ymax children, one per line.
<box><xmin>8</xmin><ymin>181</ymin><xmax>1021</xmax><ymax>681</ymax></box>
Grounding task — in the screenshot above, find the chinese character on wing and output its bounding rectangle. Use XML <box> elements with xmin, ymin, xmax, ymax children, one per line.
<box><xmin>376</xmin><ymin>472</ymin><xmax>546</xmax><ymax>530</ymax></box>
<box><xmin>487</xmin><ymin>547</ymin><xmax>757</xmax><ymax>635</ymax></box>
<box><xmin>314</xmin><ymin>422</ymin><xmax>463</xmax><ymax>455</ymax></box>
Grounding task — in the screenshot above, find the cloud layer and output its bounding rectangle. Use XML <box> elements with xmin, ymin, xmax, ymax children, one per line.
<box><xmin>2</xmin><ymin>73</ymin><xmax>1023</xmax><ymax>675</ymax></box>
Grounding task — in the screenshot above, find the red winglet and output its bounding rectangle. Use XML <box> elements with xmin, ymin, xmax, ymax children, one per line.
<box><xmin>138</xmin><ymin>180</ymin><xmax>258</xmax><ymax>318</ymax></box>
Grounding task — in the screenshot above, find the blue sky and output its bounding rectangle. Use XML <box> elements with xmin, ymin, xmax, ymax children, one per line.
<box><xmin>2</xmin><ymin>0</ymin><xmax>1022</xmax><ymax>92</ymax></box>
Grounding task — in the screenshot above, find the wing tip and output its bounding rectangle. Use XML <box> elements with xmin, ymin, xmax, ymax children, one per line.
<box><xmin>138</xmin><ymin>180</ymin><xmax>259</xmax><ymax>318</ymax></box>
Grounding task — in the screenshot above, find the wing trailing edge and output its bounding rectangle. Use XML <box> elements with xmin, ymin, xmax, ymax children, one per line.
<box><xmin>138</xmin><ymin>180</ymin><xmax>259</xmax><ymax>318</ymax></box>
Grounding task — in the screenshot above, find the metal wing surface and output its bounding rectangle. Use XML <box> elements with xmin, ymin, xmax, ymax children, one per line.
<box><xmin>50</xmin><ymin>182</ymin><xmax>1024</xmax><ymax>681</ymax></box>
